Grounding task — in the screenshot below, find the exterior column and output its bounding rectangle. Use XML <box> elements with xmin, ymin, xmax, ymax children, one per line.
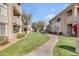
<box><xmin>19</xmin><ymin>15</ymin><xmax>22</xmax><ymax>33</ymax></box>
<box><xmin>7</xmin><ymin>4</ymin><xmax>13</xmax><ymax>40</ymax></box>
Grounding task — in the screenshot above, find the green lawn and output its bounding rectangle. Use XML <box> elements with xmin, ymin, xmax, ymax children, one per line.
<box><xmin>53</xmin><ymin>36</ymin><xmax>78</xmax><ymax>56</ymax></box>
<box><xmin>0</xmin><ymin>32</ymin><xmax>50</xmax><ymax>56</ymax></box>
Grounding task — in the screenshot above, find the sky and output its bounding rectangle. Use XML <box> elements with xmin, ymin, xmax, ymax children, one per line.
<box><xmin>22</xmin><ymin>3</ymin><xmax>70</xmax><ymax>24</ymax></box>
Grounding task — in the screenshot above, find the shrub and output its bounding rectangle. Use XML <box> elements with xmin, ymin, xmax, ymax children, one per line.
<box><xmin>0</xmin><ymin>36</ymin><xmax>9</xmax><ymax>45</ymax></box>
<box><xmin>71</xmin><ymin>34</ymin><xmax>76</xmax><ymax>37</ymax></box>
<box><xmin>16</xmin><ymin>32</ymin><xmax>25</xmax><ymax>39</ymax></box>
<box><xmin>58</xmin><ymin>32</ymin><xmax>62</xmax><ymax>35</ymax></box>
<box><xmin>53</xmin><ymin>32</ymin><xmax>57</xmax><ymax>34</ymax></box>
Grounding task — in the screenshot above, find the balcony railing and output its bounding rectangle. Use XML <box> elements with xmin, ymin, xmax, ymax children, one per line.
<box><xmin>13</xmin><ymin>16</ymin><xmax>22</xmax><ymax>25</ymax></box>
<box><xmin>66</xmin><ymin>15</ymin><xmax>75</xmax><ymax>24</ymax></box>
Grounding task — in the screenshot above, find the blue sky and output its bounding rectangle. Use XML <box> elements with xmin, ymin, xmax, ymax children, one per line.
<box><xmin>22</xmin><ymin>3</ymin><xmax>70</xmax><ymax>24</ymax></box>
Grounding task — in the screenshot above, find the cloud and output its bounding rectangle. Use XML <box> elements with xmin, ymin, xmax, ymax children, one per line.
<box><xmin>45</xmin><ymin>14</ymin><xmax>55</xmax><ymax>20</ymax></box>
<box><xmin>62</xmin><ymin>4</ymin><xmax>70</xmax><ymax>9</ymax></box>
<box><xmin>44</xmin><ymin>14</ymin><xmax>55</xmax><ymax>24</ymax></box>
<box><xmin>44</xmin><ymin>7</ymin><xmax>55</xmax><ymax>19</ymax></box>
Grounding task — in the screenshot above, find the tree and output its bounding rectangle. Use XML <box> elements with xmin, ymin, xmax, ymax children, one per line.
<box><xmin>32</xmin><ymin>21</ymin><xmax>46</xmax><ymax>32</ymax></box>
<box><xmin>32</xmin><ymin>22</ymin><xmax>37</xmax><ymax>32</ymax></box>
<box><xmin>36</xmin><ymin>21</ymin><xmax>46</xmax><ymax>31</ymax></box>
<box><xmin>22</xmin><ymin>12</ymin><xmax>31</xmax><ymax>32</ymax></box>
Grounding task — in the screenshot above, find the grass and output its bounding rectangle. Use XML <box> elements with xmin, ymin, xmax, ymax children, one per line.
<box><xmin>53</xmin><ymin>35</ymin><xmax>78</xmax><ymax>56</ymax></box>
<box><xmin>0</xmin><ymin>32</ymin><xmax>50</xmax><ymax>56</ymax></box>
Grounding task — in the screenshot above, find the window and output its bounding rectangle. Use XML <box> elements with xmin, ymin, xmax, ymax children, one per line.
<box><xmin>0</xmin><ymin>23</ymin><xmax>6</xmax><ymax>36</ymax></box>
<box><xmin>77</xmin><ymin>8</ymin><xmax>79</xmax><ymax>12</ymax></box>
<box><xmin>67</xmin><ymin>10</ymin><xmax>72</xmax><ymax>16</ymax></box>
<box><xmin>1</xmin><ymin>6</ymin><xmax>7</xmax><ymax>16</ymax></box>
<box><xmin>57</xmin><ymin>18</ymin><xmax>61</xmax><ymax>22</ymax></box>
<box><xmin>0</xmin><ymin>3</ymin><xmax>7</xmax><ymax>16</ymax></box>
<box><xmin>13</xmin><ymin>25</ymin><xmax>20</xmax><ymax>33</ymax></box>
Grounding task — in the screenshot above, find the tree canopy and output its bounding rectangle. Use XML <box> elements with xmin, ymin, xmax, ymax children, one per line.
<box><xmin>32</xmin><ymin>21</ymin><xmax>46</xmax><ymax>32</ymax></box>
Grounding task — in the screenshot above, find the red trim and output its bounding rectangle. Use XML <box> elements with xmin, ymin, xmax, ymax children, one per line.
<box><xmin>72</xmin><ymin>23</ymin><xmax>79</xmax><ymax>34</ymax></box>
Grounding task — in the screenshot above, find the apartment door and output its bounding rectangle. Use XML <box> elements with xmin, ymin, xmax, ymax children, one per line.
<box><xmin>67</xmin><ymin>24</ymin><xmax>72</xmax><ymax>36</ymax></box>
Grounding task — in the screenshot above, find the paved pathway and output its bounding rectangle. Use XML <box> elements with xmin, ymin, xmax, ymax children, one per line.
<box><xmin>27</xmin><ymin>34</ymin><xmax>58</xmax><ymax>56</ymax></box>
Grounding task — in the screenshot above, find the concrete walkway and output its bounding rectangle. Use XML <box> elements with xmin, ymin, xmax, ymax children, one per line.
<box><xmin>27</xmin><ymin>34</ymin><xmax>58</xmax><ymax>56</ymax></box>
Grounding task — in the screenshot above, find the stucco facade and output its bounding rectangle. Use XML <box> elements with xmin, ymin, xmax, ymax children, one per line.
<box><xmin>0</xmin><ymin>3</ymin><xmax>23</xmax><ymax>40</ymax></box>
<box><xmin>49</xmin><ymin>3</ymin><xmax>79</xmax><ymax>36</ymax></box>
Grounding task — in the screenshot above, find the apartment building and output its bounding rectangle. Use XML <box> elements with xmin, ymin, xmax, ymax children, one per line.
<box><xmin>0</xmin><ymin>3</ymin><xmax>23</xmax><ymax>40</ymax></box>
<box><xmin>22</xmin><ymin>13</ymin><xmax>31</xmax><ymax>32</ymax></box>
<box><xmin>49</xmin><ymin>3</ymin><xmax>79</xmax><ymax>36</ymax></box>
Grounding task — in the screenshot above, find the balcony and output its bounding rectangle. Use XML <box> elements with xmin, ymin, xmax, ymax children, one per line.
<box><xmin>66</xmin><ymin>15</ymin><xmax>75</xmax><ymax>24</ymax></box>
<box><xmin>12</xmin><ymin>16</ymin><xmax>22</xmax><ymax>25</ymax></box>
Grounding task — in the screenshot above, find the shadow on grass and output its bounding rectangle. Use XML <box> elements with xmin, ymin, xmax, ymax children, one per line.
<box><xmin>58</xmin><ymin>45</ymin><xmax>76</xmax><ymax>53</ymax></box>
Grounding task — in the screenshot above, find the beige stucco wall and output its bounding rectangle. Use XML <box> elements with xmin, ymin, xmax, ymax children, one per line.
<box><xmin>0</xmin><ymin>3</ymin><xmax>22</xmax><ymax>40</ymax></box>
<box><xmin>0</xmin><ymin>16</ymin><xmax>8</xmax><ymax>23</ymax></box>
<box><xmin>60</xmin><ymin>13</ymin><xmax>67</xmax><ymax>35</ymax></box>
<box><xmin>7</xmin><ymin>4</ymin><xmax>14</xmax><ymax>40</ymax></box>
<box><xmin>7</xmin><ymin>3</ymin><xmax>22</xmax><ymax>40</ymax></box>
